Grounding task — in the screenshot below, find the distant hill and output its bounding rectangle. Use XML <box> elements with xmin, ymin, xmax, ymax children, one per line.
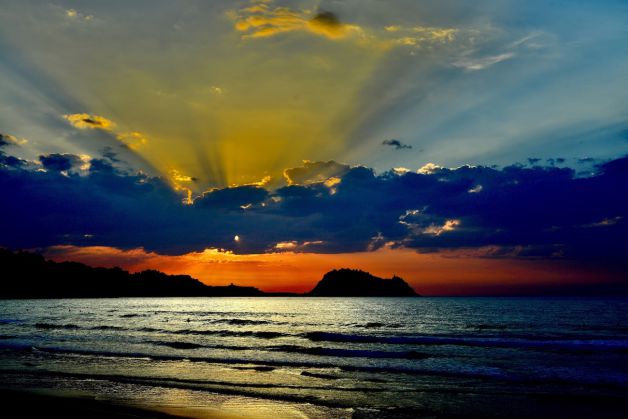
<box><xmin>308</xmin><ymin>269</ymin><xmax>419</xmax><ymax>297</ymax></box>
<box><xmin>0</xmin><ymin>248</ymin><xmax>263</xmax><ymax>298</ymax></box>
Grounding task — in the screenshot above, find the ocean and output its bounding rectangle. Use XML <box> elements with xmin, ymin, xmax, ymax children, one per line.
<box><xmin>1</xmin><ymin>297</ymin><xmax>628</xmax><ymax>418</ymax></box>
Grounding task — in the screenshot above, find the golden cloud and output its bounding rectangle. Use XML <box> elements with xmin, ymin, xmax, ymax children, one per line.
<box><xmin>233</xmin><ymin>3</ymin><xmax>364</xmax><ymax>40</ymax></box>
<box><xmin>0</xmin><ymin>133</ymin><xmax>28</xmax><ymax>146</ymax></box>
<box><xmin>388</xmin><ymin>26</ymin><xmax>457</xmax><ymax>47</ymax></box>
<box><xmin>63</xmin><ymin>113</ymin><xmax>116</xmax><ymax>130</ymax></box>
<box><xmin>169</xmin><ymin>169</ymin><xmax>195</xmax><ymax>205</ymax></box>
<box><xmin>65</xmin><ymin>113</ymin><xmax>150</xmax><ymax>152</ymax></box>
<box><xmin>232</xmin><ymin>2</ymin><xmax>457</xmax><ymax>49</ymax></box>
<box><xmin>116</xmin><ymin>131</ymin><xmax>149</xmax><ymax>150</ymax></box>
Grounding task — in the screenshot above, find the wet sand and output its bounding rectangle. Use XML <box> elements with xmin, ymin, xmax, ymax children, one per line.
<box><xmin>0</xmin><ymin>389</ymin><xmax>186</xmax><ymax>418</ymax></box>
<box><xmin>0</xmin><ymin>388</ymin><xmax>349</xmax><ymax>419</ymax></box>
<box><xmin>4</xmin><ymin>386</ymin><xmax>628</xmax><ymax>419</ymax></box>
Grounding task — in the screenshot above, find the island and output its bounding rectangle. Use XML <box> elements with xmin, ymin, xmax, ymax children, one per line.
<box><xmin>0</xmin><ymin>249</ymin><xmax>419</xmax><ymax>298</ymax></box>
<box><xmin>308</xmin><ymin>268</ymin><xmax>419</xmax><ymax>297</ymax></box>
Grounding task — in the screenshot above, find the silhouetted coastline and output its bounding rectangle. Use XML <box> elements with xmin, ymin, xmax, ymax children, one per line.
<box><xmin>0</xmin><ymin>249</ymin><xmax>419</xmax><ymax>298</ymax></box>
<box><xmin>0</xmin><ymin>248</ymin><xmax>263</xmax><ymax>298</ymax></box>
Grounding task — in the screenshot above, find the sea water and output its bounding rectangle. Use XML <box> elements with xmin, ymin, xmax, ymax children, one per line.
<box><xmin>1</xmin><ymin>297</ymin><xmax>627</xmax><ymax>417</ymax></box>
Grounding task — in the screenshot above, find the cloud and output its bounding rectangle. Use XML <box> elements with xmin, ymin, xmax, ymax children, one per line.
<box><xmin>274</xmin><ymin>240</ymin><xmax>325</xmax><ymax>252</ymax></box>
<box><xmin>307</xmin><ymin>11</ymin><xmax>361</xmax><ymax>40</ymax></box>
<box><xmin>194</xmin><ymin>185</ymin><xmax>269</xmax><ymax>211</ymax></box>
<box><xmin>116</xmin><ymin>131</ymin><xmax>149</xmax><ymax>150</ymax></box>
<box><xmin>417</xmin><ymin>163</ymin><xmax>442</xmax><ymax>174</ymax></box>
<box><xmin>452</xmin><ymin>52</ymin><xmax>515</xmax><ymax>71</ymax></box>
<box><xmin>39</xmin><ymin>153</ymin><xmax>83</xmax><ymax>172</ymax></box>
<box><xmin>0</xmin><ymin>133</ymin><xmax>30</xmax><ymax>169</ymax></box>
<box><xmin>382</xmin><ymin>139</ymin><xmax>412</xmax><ymax>150</ymax></box>
<box><xmin>64</xmin><ymin>113</ymin><xmax>115</xmax><ymax>131</ymax></box>
<box><xmin>231</xmin><ymin>1</ymin><xmax>457</xmax><ymax>49</ymax></box>
<box><xmin>64</xmin><ymin>114</ymin><xmax>151</xmax><ymax>155</ymax></box>
<box><xmin>283</xmin><ymin>160</ymin><xmax>351</xmax><ymax>185</ymax></box>
<box><xmin>233</xmin><ymin>4</ymin><xmax>365</xmax><ymax>40</ymax></box>
<box><xmin>0</xmin><ymin>154</ymin><xmax>27</xmax><ymax>169</ymax></box>
<box><xmin>0</xmin><ymin>133</ymin><xmax>28</xmax><ymax>147</ymax></box>
<box><xmin>65</xmin><ymin>8</ymin><xmax>93</xmax><ymax>21</ymax></box>
<box><xmin>387</xmin><ymin>26</ymin><xmax>457</xmax><ymax>47</ymax></box>
<box><xmin>0</xmin><ymin>145</ymin><xmax>627</xmax><ymax>276</ymax></box>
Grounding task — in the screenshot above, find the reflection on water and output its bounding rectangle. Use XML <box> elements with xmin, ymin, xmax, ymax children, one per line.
<box><xmin>1</xmin><ymin>297</ymin><xmax>628</xmax><ymax>417</ymax></box>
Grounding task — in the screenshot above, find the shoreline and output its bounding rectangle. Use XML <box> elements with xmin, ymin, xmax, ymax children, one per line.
<box><xmin>4</xmin><ymin>376</ymin><xmax>628</xmax><ymax>419</ymax></box>
<box><xmin>0</xmin><ymin>389</ymin><xmax>187</xmax><ymax>418</ymax></box>
<box><xmin>0</xmin><ymin>386</ymin><xmax>353</xmax><ymax>419</ymax></box>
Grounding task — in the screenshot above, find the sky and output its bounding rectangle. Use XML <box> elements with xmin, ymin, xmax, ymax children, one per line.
<box><xmin>1</xmin><ymin>0</ymin><xmax>627</xmax><ymax>295</ymax></box>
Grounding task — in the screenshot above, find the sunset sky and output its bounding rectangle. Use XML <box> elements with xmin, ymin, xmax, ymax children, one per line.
<box><xmin>1</xmin><ymin>0</ymin><xmax>627</xmax><ymax>294</ymax></box>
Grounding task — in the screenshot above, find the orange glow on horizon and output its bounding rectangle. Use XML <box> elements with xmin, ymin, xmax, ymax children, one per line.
<box><xmin>43</xmin><ymin>245</ymin><xmax>618</xmax><ymax>296</ymax></box>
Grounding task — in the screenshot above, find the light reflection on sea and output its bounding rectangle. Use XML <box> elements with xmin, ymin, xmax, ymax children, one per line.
<box><xmin>1</xmin><ymin>297</ymin><xmax>628</xmax><ymax>417</ymax></box>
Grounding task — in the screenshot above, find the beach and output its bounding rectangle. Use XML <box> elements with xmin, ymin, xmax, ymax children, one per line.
<box><xmin>0</xmin><ymin>388</ymin><xmax>351</xmax><ymax>419</ymax></box>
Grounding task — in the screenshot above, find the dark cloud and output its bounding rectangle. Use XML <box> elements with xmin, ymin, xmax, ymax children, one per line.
<box><xmin>0</xmin><ymin>147</ymin><xmax>627</xmax><ymax>276</ymax></box>
<box><xmin>0</xmin><ymin>134</ymin><xmax>28</xmax><ymax>168</ymax></box>
<box><xmin>527</xmin><ymin>157</ymin><xmax>541</xmax><ymax>165</ymax></box>
<box><xmin>311</xmin><ymin>11</ymin><xmax>342</xmax><ymax>28</ymax></box>
<box><xmin>283</xmin><ymin>160</ymin><xmax>350</xmax><ymax>185</ymax></box>
<box><xmin>39</xmin><ymin>153</ymin><xmax>83</xmax><ymax>172</ymax></box>
<box><xmin>194</xmin><ymin>186</ymin><xmax>268</xmax><ymax>210</ymax></box>
<box><xmin>382</xmin><ymin>139</ymin><xmax>412</xmax><ymax>150</ymax></box>
<box><xmin>0</xmin><ymin>154</ymin><xmax>26</xmax><ymax>168</ymax></box>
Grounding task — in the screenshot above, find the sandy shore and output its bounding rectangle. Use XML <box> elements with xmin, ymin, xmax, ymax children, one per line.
<box><xmin>4</xmin><ymin>385</ymin><xmax>628</xmax><ymax>419</ymax></box>
<box><xmin>0</xmin><ymin>388</ymin><xmax>351</xmax><ymax>419</ymax></box>
<box><xmin>0</xmin><ymin>389</ymin><xmax>188</xmax><ymax>418</ymax></box>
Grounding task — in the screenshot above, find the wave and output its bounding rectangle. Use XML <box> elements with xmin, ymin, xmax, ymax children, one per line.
<box><xmin>5</xmin><ymin>344</ymin><xmax>628</xmax><ymax>387</ymax></box>
<box><xmin>148</xmin><ymin>341</ymin><xmax>261</xmax><ymax>352</ymax></box>
<box><xmin>466</xmin><ymin>323</ymin><xmax>508</xmax><ymax>331</ymax></box>
<box><xmin>271</xmin><ymin>345</ymin><xmax>429</xmax><ymax>360</ymax></box>
<box><xmin>0</xmin><ymin>368</ymin><xmax>393</xmax><ymax>410</ymax></box>
<box><xmin>21</xmin><ymin>323</ymin><xmax>290</xmax><ymax>339</ymax></box>
<box><xmin>301</xmin><ymin>371</ymin><xmax>340</xmax><ymax>380</ymax></box>
<box><xmin>350</xmin><ymin>322</ymin><xmax>403</xmax><ymax>329</ymax></box>
<box><xmin>574</xmin><ymin>324</ymin><xmax>628</xmax><ymax>334</ymax></box>
<box><xmin>144</xmin><ymin>339</ymin><xmax>429</xmax><ymax>359</ymax></box>
<box><xmin>304</xmin><ymin>332</ymin><xmax>628</xmax><ymax>352</ymax></box>
<box><xmin>19</xmin><ymin>321</ymin><xmax>628</xmax><ymax>353</ymax></box>
<box><xmin>150</xmin><ymin>341</ymin><xmax>205</xmax><ymax>350</ymax></box>
<box><xmin>34</xmin><ymin>323</ymin><xmax>80</xmax><ymax>330</ymax></box>
<box><xmin>17</xmin><ymin>345</ymin><xmax>481</xmax><ymax>380</ymax></box>
<box><xmin>138</xmin><ymin>327</ymin><xmax>163</xmax><ymax>332</ymax></box>
<box><xmin>232</xmin><ymin>366</ymin><xmax>276</xmax><ymax>372</ymax></box>
<box><xmin>90</xmin><ymin>325</ymin><xmax>127</xmax><ymax>331</ymax></box>
<box><xmin>171</xmin><ymin>329</ymin><xmax>287</xmax><ymax>339</ymax></box>
<box><xmin>151</xmin><ymin>310</ymin><xmax>280</xmax><ymax>317</ymax></box>
<box><xmin>33</xmin><ymin>323</ymin><xmax>133</xmax><ymax>332</ymax></box>
<box><xmin>209</xmin><ymin>319</ymin><xmax>272</xmax><ymax>326</ymax></box>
